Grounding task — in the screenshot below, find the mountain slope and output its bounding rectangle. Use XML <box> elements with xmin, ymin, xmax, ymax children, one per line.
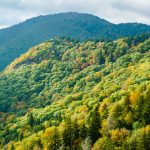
<box><xmin>0</xmin><ymin>35</ymin><xmax>150</xmax><ymax>149</ymax></box>
<box><xmin>0</xmin><ymin>12</ymin><xmax>150</xmax><ymax>71</ymax></box>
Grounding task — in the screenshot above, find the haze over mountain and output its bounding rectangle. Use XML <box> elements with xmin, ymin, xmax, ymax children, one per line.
<box><xmin>0</xmin><ymin>12</ymin><xmax>150</xmax><ymax>71</ymax></box>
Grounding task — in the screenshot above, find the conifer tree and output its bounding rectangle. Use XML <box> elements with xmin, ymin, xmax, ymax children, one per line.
<box><xmin>89</xmin><ymin>104</ymin><xmax>101</xmax><ymax>144</ymax></box>
<box><xmin>72</xmin><ymin>120</ymin><xmax>80</xmax><ymax>141</ymax></box>
<box><xmin>27</xmin><ymin>112</ymin><xmax>34</xmax><ymax>128</ymax></box>
<box><xmin>80</xmin><ymin>124</ymin><xmax>88</xmax><ymax>139</ymax></box>
<box><xmin>63</xmin><ymin>117</ymin><xmax>73</xmax><ymax>149</ymax></box>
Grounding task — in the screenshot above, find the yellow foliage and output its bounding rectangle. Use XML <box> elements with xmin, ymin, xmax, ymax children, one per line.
<box><xmin>15</xmin><ymin>147</ymin><xmax>24</xmax><ymax>150</ymax></box>
<box><xmin>7</xmin><ymin>143</ymin><xmax>15</xmax><ymax>150</ymax></box>
<box><xmin>130</xmin><ymin>91</ymin><xmax>140</xmax><ymax>105</ymax></box>
<box><xmin>44</xmin><ymin>127</ymin><xmax>54</xmax><ymax>137</ymax></box>
<box><xmin>111</xmin><ymin>128</ymin><xmax>129</xmax><ymax>143</ymax></box>
<box><xmin>144</xmin><ymin>125</ymin><xmax>150</xmax><ymax>134</ymax></box>
<box><xmin>99</xmin><ymin>98</ymin><xmax>109</xmax><ymax>113</ymax></box>
<box><xmin>109</xmin><ymin>99</ymin><xmax>125</xmax><ymax>118</ymax></box>
<box><xmin>77</xmin><ymin>105</ymin><xmax>88</xmax><ymax>113</ymax></box>
<box><xmin>77</xmin><ymin>119</ymin><xmax>85</xmax><ymax>127</ymax></box>
<box><xmin>41</xmin><ymin>127</ymin><xmax>55</xmax><ymax>146</ymax></box>
<box><xmin>140</xmin><ymin>62</ymin><xmax>150</xmax><ymax>70</ymax></box>
<box><xmin>125</xmin><ymin>77</ymin><xmax>134</xmax><ymax>86</ymax></box>
<box><xmin>85</xmin><ymin>75</ymin><xmax>91</xmax><ymax>82</ymax></box>
<box><xmin>92</xmin><ymin>84</ymin><xmax>100</xmax><ymax>94</ymax></box>
<box><xmin>58</xmin><ymin>121</ymin><xmax>66</xmax><ymax>134</ymax></box>
<box><xmin>44</xmin><ymin>121</ymin><xmax>50</xmax><ymax>128</ymax></box>
<box><xmin>65</xmin><ymin>87</ymin><xmax>71</xmax><ymax>92</ymax></box>
<box><xmin>124</xmin><ymin>112</ymin><xmax>133</xmax><ymax>124</ymax></box>
<box><xmin>100</xmin><ymin>119</ymin><xmax>108</xmax><ymax>136</ymax></box>
<box><xmin>95</xmin><ymin>72</ymin><xmax>102</xmax><ymax>78</ymax></box>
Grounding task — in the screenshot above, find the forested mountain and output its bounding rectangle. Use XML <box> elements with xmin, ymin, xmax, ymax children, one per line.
<box><xmin>0</xmin><ymin>34</ymin><xmax>150</xmax><ymax>149</ymax></box>
<box><xmin>0</xmin><ymin>12</ymin><xmax>150</xmax><ymax>71</ymax></box>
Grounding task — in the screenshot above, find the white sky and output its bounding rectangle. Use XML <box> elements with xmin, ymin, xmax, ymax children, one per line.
<box><xmin>0</xmin><ymin>0</ymin><xmax>150</xmax><ymax>29</ymax></box>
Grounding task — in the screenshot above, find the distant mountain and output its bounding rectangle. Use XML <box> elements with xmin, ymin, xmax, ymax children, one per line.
<box><xmin>0</xmin><ymin>12</ymin><xmax>150</xmax><ymax>71</ymax></box>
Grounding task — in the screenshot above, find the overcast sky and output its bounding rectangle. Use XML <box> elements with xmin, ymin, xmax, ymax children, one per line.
<box><xmin>0</xmin><ymin>0</ymin><xmax>150</xmax><ymax>29</ymax></box>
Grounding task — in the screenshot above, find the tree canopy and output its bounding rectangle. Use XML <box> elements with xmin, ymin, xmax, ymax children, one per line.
<box><xmin>0</xmin><ymin>35</ymin><xmax>150</xmax><ymax>149</ymax></box>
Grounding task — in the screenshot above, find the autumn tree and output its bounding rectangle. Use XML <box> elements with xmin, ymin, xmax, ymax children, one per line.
<box><xmin>47</xmin><ymin>127</ymin><xmax>61</xmax><ymax>150</ymax></box>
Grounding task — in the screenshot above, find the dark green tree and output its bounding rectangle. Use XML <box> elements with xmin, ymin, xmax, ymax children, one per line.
<box><xmin>62</xmin><ymin>117</ymin><xmax>73</xmax><ymax>149</ymax></box>
<box><xmin>27</xmin><ymin>112</ymin><xmax>35</xmax><ymax>128</ymax></box>
<box><xmin>80</xmin><ymin>124</ymin><xmax>88</xmax><ymax>139</ymax></box>
<box><xmin>89</xmin><ymin>104</ymin><xmax>101</xmax><ymax>144</ymax></box>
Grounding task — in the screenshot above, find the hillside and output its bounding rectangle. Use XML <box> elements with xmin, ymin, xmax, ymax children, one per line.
<box><xmin>0</xmin><ymin>35</ymin><xmax>150</xmax><ymax>149</ymax></box>
<box><xmin>0</xmin><ymin>12</ymin><xmax>150</xmax><ymax>71</ymax></box>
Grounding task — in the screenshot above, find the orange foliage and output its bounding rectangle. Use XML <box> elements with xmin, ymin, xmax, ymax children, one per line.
<box><xmin>129</xmin><ymin>91</ymin><xmax>140</xmax><ymax>105</ymax></box>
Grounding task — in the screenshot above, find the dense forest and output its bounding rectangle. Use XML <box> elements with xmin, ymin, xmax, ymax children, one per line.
<box><xmin>0</xmin><ymin>34</ymin><xmax>150</xmax><ymax>149</ymax></box>
<box><xmin>0</xmin><ymin>12</ymin><xmax>150</xmax><ymax>71</ymax></box>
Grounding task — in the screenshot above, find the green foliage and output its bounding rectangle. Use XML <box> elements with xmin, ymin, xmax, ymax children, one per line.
<box><xmin>0</xmin><ymin>12</ymin><xmax>150</xmax><ymax>71</ymax></box>
<box><xmin>0</xmin><ymin>35</ymin><xmax>150</xmax><ymax>149</ymax></box>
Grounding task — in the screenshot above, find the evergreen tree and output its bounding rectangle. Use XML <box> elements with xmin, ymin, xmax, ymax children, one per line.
<box><xmin>89</xmin><ymin>104</ymin><xmax>101</xmax><ymax>144</ymax></box>
<box><xmin>72</xmin><ymin>120</ymin><xmax>80</xmax><ymax>141</ymax></box>
<box><xmin>18</xmin><ymin>132</ymin><xmax>23</xmax><ymax>141</ymax></box>
<box><xmin>63</xmin><ymin>117</ymin><xmax>73</xmax><ymax>149</ymax></box>
<box><xmin>27</xmin><ymin>112</ymin><xmax>34</xmax><ymax>128</ymax></box>
<box><xmin>80</xmin><ymin>124</ymin><xmax>88</xmax><ymax>139</ymax></box>
<box><xmin>143</xmin><ymin>131</ymin><xmax>150</xmax><ymax>150</ymax></box>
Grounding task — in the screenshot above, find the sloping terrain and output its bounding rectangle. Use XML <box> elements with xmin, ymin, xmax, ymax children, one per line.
<box><xmin>0</xmin><ymin>35</ymin><xmax>150</xmax><ymax>149</ymax></box>
<box><xmin>0</xmin><ymin>12</ymin><xmax>150</xmax><ymax>71</ymax></box>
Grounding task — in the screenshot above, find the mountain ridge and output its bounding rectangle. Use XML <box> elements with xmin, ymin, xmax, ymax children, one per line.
<box><xmin>0</xmin><ymin>12</ymin><xmax>150</xmax><ymax>71</ymax></box>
